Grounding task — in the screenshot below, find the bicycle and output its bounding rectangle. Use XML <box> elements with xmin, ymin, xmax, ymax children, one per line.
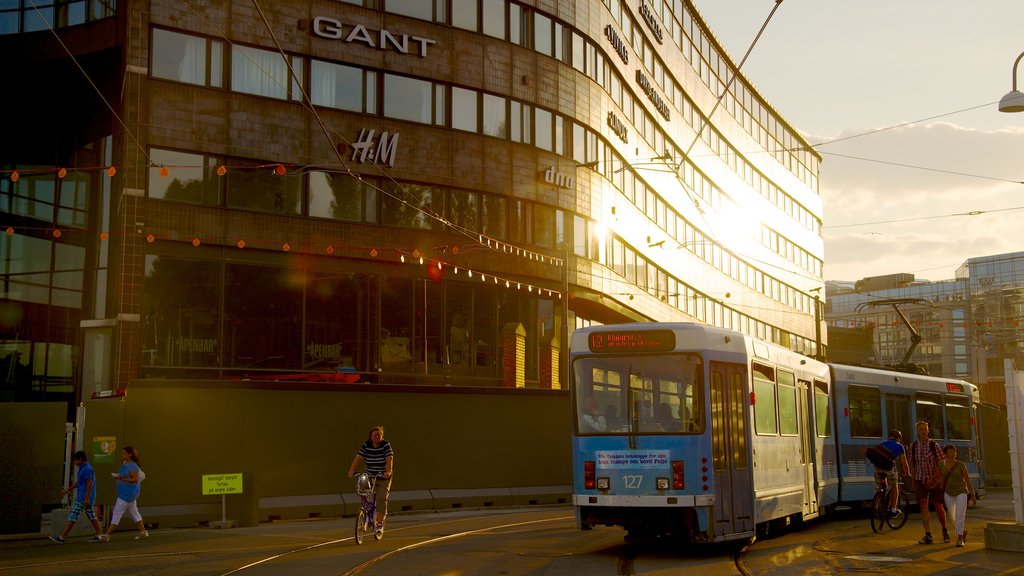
<box><xmin>354</xmin><ymin>473</ymin><xmax>383</xmax><ymax>544</ymax></box>
<box><xmin>870</xmin><ymin>474</ymin><xmax>910</xmax><ymax>533</ymax></box>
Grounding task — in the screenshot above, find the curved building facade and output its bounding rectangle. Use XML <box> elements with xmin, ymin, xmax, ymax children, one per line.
<box><xmin>1</xmin><ymin>0</ymin><xmax>824</xmax><ymax>400</ymax></box>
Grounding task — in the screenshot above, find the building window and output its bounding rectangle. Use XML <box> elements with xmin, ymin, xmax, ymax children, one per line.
<box><xmin>308</xmin><ymin>171</ymin><xmax>377</xmax><ymax>223</ymax></box>
<box><xmin>143</xmin><ymin>256</ymin><xmax>221</xmax><ymax>368</ymax></box>
<box><xmin>451</xmin><ymin>87</ymin><xmax>478</xmax><ymax>132</ymax></box>
<box><xmin>311</xmin><ymin>60</ymin><xmax>376</xmax><ymax>113</ymax></box>
<box><xmin>482</xmin><ymin>93</ymin><xmax>507</xmax><ymax>138</ymax></box>
<box><xmin>534</xmin><ymin>108</ymin><xmax>553</xmax><ymax>151</ymax></box>
<box><xmin>448</xmin><ymin>189</ymin><xmax>479</xmax><ymax>231</ymax></box>
<box><xmin>148</xmin><ymin>148</ymin><xmax>220</xmax><ymax>205</ymax></box>
<box><xmin>451</xmin><ymin>0</ymin><xmax>477</xmax><ymax>31</ymax></box>
<box><xmin>380</xmin><ymin>182</ymin><xmax>443</xmax><ymax>230</ymax></box>
<box><xmin>481</xmin><ymin>194</ymin><xmax>507</xmax><ymax>239</ymax></box>
<box><xmin>224</xmin><ymin>159</ymin><xmax>300</xmax><ymax>214</ymax></box>
<box><xmin>232</xmin><ymin>44</ymin><xmax>289</xmax><ymax>100</ymax></box>
<box><xmin>151</xmin><ymin>28</ymin><xmax>221</xmax><ymax>87</ymax></box>
<box><xmin>384</xmin><ymin>74</ymin><xmax>435</xmax><ymax>124</ymax></box>
<box><xmin>481</xmin><ymin>0</ymin><xmax>506</xmax><ymax>39</ymax></box>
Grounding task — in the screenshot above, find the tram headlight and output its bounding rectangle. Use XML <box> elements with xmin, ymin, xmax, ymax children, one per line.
<box><xmin>656</xmin><ymin>477</ymin><xmax>670</xmax><ymax>490</ymax></box>
<box><xmin>597</xmin><ymin>477</ymin><xmax>610</xmax><ymax>490</ymax></box>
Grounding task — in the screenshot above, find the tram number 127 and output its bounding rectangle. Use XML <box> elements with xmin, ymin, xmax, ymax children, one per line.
<box><xmin>623</xmin><ymin>475</ymin><xmax>643</xmax><ymax>488</ymax></box>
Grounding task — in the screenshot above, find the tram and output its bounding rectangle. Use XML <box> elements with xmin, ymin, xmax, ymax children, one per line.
<box><xmin>570</xmin><ymin>322</ymin><xmax>985</xmax><ymax>543</ymax></box>
<box><xmin>830</xmin><ymin>363</ymin><xmax>985</xmax><ymax>503</ymax></box>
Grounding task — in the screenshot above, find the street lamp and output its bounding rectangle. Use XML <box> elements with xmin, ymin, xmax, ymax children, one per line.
<box><xmin>998</xmin><ymin>50</ymin><xmax>1024</xmax><ymax>113</ymax></box>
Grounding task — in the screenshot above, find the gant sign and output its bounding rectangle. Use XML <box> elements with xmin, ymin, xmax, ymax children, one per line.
<box><xmin>312</xmin><ymin>17</ymin><xmax>437</xmax><ymax>57</ymax></box>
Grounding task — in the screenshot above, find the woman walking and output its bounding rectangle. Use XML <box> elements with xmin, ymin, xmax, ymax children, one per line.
<box><xmin>939</xmin><ymin>444</ymin><xmax>977</xmax><ymax>547</ymax></box>
<box><xmin>100</xmin><ymin>446</ymin><xmax>148</xmax><ymax>541</ymax></box>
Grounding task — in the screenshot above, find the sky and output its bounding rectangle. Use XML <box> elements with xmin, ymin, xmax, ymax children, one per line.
<box><xmin>689</xmin><ymin>0</ymin><xmax>1024</xmax><ymax>283</ymax></box>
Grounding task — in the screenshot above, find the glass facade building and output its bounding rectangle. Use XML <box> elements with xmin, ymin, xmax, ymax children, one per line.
<box><xmin>1</xmin><ymin>0</ymin><xmax>824</xmax><ymax>406</ymax></box>
<box><xmin>826</xmin><ymin>251</ymin><xmax>1024</xmax><ymax>403</ymax></box>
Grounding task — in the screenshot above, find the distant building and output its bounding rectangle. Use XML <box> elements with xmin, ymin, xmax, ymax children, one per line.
<box><xmin>825</xmin><ymin>251</ymin><xmax>1024</xmax><ymax>403</ymax></box>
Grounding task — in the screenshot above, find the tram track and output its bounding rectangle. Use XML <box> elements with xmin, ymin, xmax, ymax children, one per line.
<box><xmin>210</xmin><ymin>512</ymin><xmax>572</xmax><ymax>576</ymax></box>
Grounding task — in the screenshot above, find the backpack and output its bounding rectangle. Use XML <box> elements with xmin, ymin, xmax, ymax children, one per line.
<box><xmin>866</xmin><ymin>443</ymin><xmax>895</xmax><ymax>471</ymax></box>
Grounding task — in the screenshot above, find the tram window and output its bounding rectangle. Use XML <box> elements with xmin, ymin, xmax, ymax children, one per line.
<box><xmin>573</xmin><ymin>354</ymin><xmax>703</xmax><ymax>435</ymax></box>
<box><xmin>814</xmin><ymin>380</ymin><xmax>831</xmax><ymax>437</ymax></box>
<box><xmin>777</xmin><ymin>370</ymin><xmax>797</xmax><ymax>435</ymax></box>
<box><xmin>945</xmin><ymin>396</ymin><xmax>970</xmax><ymax>440</ymax></box>
<box><xmin>752</xmin><ymin>362</ymin><xmax>777</xmax><ymax>435</ymax></box>
<box><xmin>848</xmin><ymin>385</ymin><xmax>881</xmax><ymax>438</ymax></box>
<box><xmin>916</xmin><ymin>392</ymin><xmax>945</xmax><ymax>439</ymax></box>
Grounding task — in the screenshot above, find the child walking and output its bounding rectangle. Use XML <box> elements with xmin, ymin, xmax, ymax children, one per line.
<box><xmin>940</xmin><ymin>444</ymin><xmax>978</xmax><ymax>547</ymax></box>
<box><xmin>49</xmin><ymin>450</ymin><xmax>105</xmax><ymax>543</ymax></box>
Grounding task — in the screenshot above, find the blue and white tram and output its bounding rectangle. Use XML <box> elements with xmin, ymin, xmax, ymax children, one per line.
<box><xmin>570</xmin><ymin>322</ymin><xmax>835</xmax><ymax>542</ymax></box>
<box><xmin>830</xmin><ymin>363</ymin><xmax>986</xmax><ymax>503</ymax></box>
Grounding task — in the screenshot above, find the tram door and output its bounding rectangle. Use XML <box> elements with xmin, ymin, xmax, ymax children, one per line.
<box><xmin>797</xmin><ymin>379</ymin><xmax>818</xmax><ymax>517</ymax></box>
<box><xmin>710</xmin><ymin>362</ymin><xmax>753</xmax><ymax>536</ymax></box>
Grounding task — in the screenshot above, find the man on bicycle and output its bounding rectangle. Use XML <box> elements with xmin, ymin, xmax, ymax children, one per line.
<box><xmin>348</xmin><ymin>426</ymin><xmax>394</xmax><ymax>536</ymax></box>
<box><xmin>875</xmin><ymin>429</ymin><xmax>910</xmax><ymax>517</ymax></box>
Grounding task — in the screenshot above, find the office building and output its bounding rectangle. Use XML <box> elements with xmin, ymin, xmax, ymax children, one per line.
<box><xmin>1</xmin><ymin>0</ymin><xmax>825</xmax><ymax>403</ymax></box>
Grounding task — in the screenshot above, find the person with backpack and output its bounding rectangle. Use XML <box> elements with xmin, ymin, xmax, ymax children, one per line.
<box><xmin>869</xmin><ymin>430</ymin><xmax>910</xmax><ymax>517</ymax></box>
<box><xmin>909</xmin><ymin>421</ymin><xmax>949</xmax><ymax>544</ymax></box>
<box><xmin>939</xmin><ymin>444</ymin><xmax>977</xmax><ymax>547</ymax></box>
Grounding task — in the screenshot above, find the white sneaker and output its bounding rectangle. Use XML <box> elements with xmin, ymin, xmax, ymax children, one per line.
<box><xmin>134</xmin><ymin>531</ymin><xmax>149</xmax><ymax>540</ymax></box>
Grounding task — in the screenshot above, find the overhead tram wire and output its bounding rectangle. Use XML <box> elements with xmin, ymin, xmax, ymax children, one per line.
<box><xmin>809</xmin><ymin>101</ymin><xmax>1000</xmax><ymax>148</ymax></box>
<box><xmin>817</xmin><ymin>152</ymin><xmax>1024</xmax><ymax>185</ymax></box>
<box><xmin>824</xmin><ymin>205</ymin><xmax>1024</xmax><ymax>229</ymax></box>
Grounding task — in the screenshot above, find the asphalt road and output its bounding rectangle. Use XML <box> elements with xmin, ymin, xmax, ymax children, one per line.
<box><xmin>2</xmin><ymin>489</ymin><xmax>1020</xmax><ymax>575</ymax></box>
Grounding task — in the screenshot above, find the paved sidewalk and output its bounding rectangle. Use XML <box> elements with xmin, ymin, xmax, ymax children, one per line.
<box><xmin>741</xmin><ymin>486</ymin><xmax>1024</xmax><ymax>576</ymax></box>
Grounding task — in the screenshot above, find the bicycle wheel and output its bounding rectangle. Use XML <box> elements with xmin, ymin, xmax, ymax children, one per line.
<box><xmin>870</xmin><ymin>491</ymin><xmax>886</xmax><ymax>533</ymax></box>
<box><xmin>355</xmin><ymin>508</ymin><xmax>367</xmax><ymax>545</ymax></box>
<box><xmin>887</xmin><ymin>487</ymin><xmax>911</xmax><ymax>530</ymax></box>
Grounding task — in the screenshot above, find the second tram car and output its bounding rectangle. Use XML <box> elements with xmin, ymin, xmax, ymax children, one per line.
<box><xmin>570</xmin><ymin>322</ymin><xmax>986</xmax><ymax>543</ymax></box>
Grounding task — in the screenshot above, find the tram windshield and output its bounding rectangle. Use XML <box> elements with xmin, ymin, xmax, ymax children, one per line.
<box><xmin>573</xmin><ymin>353</ymin><xmax>704</xmax><ymax>435</ymax></box>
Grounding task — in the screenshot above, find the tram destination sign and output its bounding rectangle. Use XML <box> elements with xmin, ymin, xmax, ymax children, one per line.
<box><xmin>588</xmin><ymin>330</ymin><xmax>675</xmax><ymax>353</ymax></box>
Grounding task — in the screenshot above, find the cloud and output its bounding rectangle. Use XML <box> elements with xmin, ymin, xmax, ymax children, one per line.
<box><xmin>816</xmin><ymin>122</ymin><xmax>1024</xmax><ymax>281</ymax></box>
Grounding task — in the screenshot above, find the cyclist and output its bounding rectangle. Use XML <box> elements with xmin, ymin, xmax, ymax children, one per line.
<box><xmin>348</xmin><ymin>426</ymin><xmax>394</xmax><ymax>536</ymax></box>
<box><xmin>875</xmin><ymin>430</ymin><xmax>911</xmax><ymax>517</ymax></box>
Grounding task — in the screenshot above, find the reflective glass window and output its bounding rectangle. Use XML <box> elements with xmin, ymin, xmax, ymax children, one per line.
<box><xmin>384</xmin><ymin>74</ymin><xmax>433</xmax><ymax>123</ymax></box>
<box><xmin>225</xmin><ymin>160</ymin><xmax>300</xmax><ymax>214</ymax></box>
<box><xmin>152</xmin><ymin>28</ymin><xmax>208</xmax><ymax>85</ymax></box>
<box><xmin>144</xmin><ymin>256</ymin><xmax>221</xmax><ymax>368</ymax></box>
<box><xmin>452</xmin><ymin>87</ymin><xmax>478</xmax><ymax>132</ymax></box>
<box><xmin>148</xmin><ymin>149</ymin><xmax>220</xmax><ymax>205</ymax></box>
<box><xmin>232</xmin><ymin>44</ymin><xmax>288</xmax><ymax>99</ymax></box>
<box><xmin>308</xmin><ymin>171</ymin><xmax>375</xmax><ymax>222</ymax></box>
<box><xmin>311</xmin><ymin>60</ymin><xmax>366</xmax><ymax>112</ymax></box>
<box><xmin>482</xmin><ymin>93</ymin><xmax>507</xmax><ymax>138</ymax></box>
<box><xmin>451</xmin><ymin>0</ymin><xmax>477</xmax><ymax>30</ymax></box>
<box><xmin>481</xmin><ymin>0</ymin><xmax>505</xmax><ymax>39</ymax></box>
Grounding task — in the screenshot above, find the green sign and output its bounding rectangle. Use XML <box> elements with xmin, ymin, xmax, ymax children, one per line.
<box><xmin>92</xmin><ymin>436</ymin><xmax>117</xmax><ymax>464</ymax></box>
<box><xmin>202</xmin><ymin>473</ymin><xmax>243</xmax><ymax>495</ymax></box>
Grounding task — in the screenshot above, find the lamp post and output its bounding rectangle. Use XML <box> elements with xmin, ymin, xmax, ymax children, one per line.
<box><xmin>998</xmin><ymin>50</ymin><xmax>1024</xmax><ymax>113</ymax></box>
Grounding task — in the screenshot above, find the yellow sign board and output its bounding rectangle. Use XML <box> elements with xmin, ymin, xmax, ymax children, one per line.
<box><xmin>202</xmin><ymin>473</ymin><xmax>243</xmax><ymax>495</ymax></box>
